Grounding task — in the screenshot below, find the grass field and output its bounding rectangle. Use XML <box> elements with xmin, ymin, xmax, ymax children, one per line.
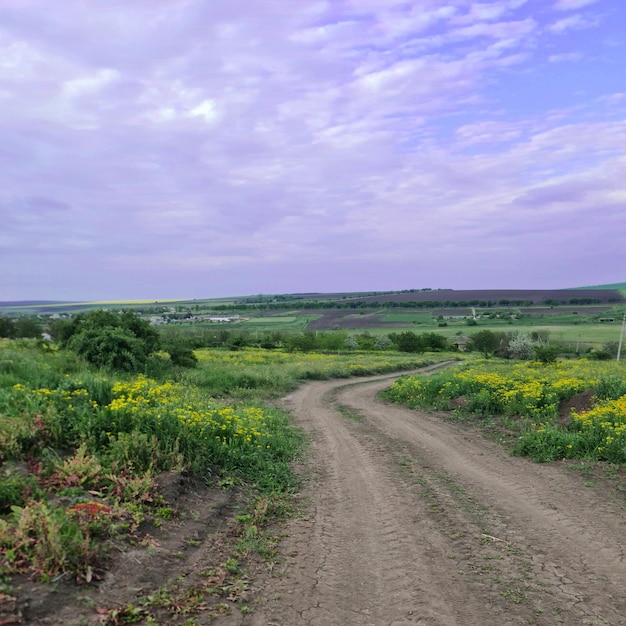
<box><xmin>431</xmin><ymin>322</ymin><xmax>622</xmax><ymax>345</ymax></box>
<box><xmin>237</xmin><ymin>315</ymin><xmax>321</xmax><ymax>333</ymax></box>
<box><xmin>182</xmin><ymin>348</ymin><xmax>451</xmax><ymax>400</ymax></box>
<box><xmin>370</xmin><ymin>312</ymin><xmax>623</xmax><ymax>349</ymax></box>
<box><xmin>382</xmin><ymin>313</ymin><xmax>438</xmax><ymax>324</ymax></box>
<box><xmin>244</xmin><ymin>316</ymin><xmax>298</xmax><ymax>323</ymax></box>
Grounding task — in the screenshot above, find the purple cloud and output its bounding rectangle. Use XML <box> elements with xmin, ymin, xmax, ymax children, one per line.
<box><xmin>1</xmin><ymin>0</ymin><xmax>625</xmax><ymax>300</ymax></box>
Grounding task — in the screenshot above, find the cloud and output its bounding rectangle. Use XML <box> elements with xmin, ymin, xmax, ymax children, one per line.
<box><xmin>62</xmin><ymin>68</ymin><xmax>119</xmax><ymax>99</ymax></box>
<box><xmin>1</xmin><ymin>0</ymin><xmax>625</xmax><ymax>298</ymax></box>
<box><xmin>553</xmin><ymin>0</ymin><xmax>600</xmax><ymax>10</ymax></box>
<box><xmin>548</xmin><ymin>14</ymin><xmax>598</xmax><ymax>33</ymax></box>
<box><xmin>548</xmin><ymin>51</ymin><xmax>583</xmax><ymax>62</ymax></box>
<box><xmin>455</xmin><ymin>120</ymin><xmax>526</xmax><ymax>144</ymax></box>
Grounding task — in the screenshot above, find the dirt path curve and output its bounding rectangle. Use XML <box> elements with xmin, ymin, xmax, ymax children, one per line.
<box><xmin>224</xmin><ymin>367</ymin><xmax>626</xmax><ymax>626</ymax></box>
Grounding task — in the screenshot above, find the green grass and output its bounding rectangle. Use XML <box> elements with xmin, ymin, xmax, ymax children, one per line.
<box><xmin>381</xmin><ymin>317</ymin><xmax>623</xmax><ymax>349</ymax></box>
<box><xmin>381</xmin><ymin>313</ymin><xmax>435</xmax><ymax>324</ymax></box>
<box><xmin>184</xmin><ymin>348</ymin><xmax>452</xmax><ymax>400</ymax></box>
<box><xmin>238</xmin><ymin>315</ymin><xmax>318</xmax><ymax>332</ymax></box>
<box><xmin>0</xmin><ymin>341</ymin><xmax>310</xmax><ymax>582</ymax></box>
<box><xmin>178</xmin><ymin>315</ymin><xmax>320</xmax><ymax>334</ymax></box>
<box><xmin>243</xmin><ymin>316</ymin><xmax>298</xmax><ymax>324</ymax></box>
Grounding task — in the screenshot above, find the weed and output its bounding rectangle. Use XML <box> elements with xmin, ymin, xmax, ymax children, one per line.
<box><xmin>223</xmin><ymin>558</ymin><xmax>240</xmax><ymax>575</ymax></box>
<box><xmin>500</xmin><ymin>586</ymin><xmax>530</xmax><ymax>604</ymax></box>
<box><xmin>336</xmin><ymin>404</ymin><xmax>365</xmax><ymax>421</ymax></box>
<box><xmin>155</xmin><ymin>507</ymin><xmax>174</xmax><ymax>520</ymax></box>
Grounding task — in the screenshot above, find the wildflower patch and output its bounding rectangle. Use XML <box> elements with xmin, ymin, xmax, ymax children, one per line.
<box><xmin>387</xmin><ymin>360</ymin><xmax>626</xmax><ymax>463</ymax></box>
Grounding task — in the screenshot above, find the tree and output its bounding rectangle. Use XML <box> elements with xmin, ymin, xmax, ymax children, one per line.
<box><xmin>600</xmin><ymin>341</ymin><xmax>620</xmax><ymax>359</ymax></box>
<box><xmin>506</xmin><ymin>333</ymin><xmax>536</xmax><ymax>360</ymax></box>
<box><xmin>68</xmin><ymin>326</ymin><xmax>150</xmax><ymax>371</ymax></box>
<box><xmin>420</xmin><ymin>332</ymin><xmax>448</xmax><ymax>352</ymax></box>
<box><xmin>285</xmin><ymin>331</ymin><xmax>317</xmax><ymax>352</ymax></box>
<box><xmin>160</xmin><ymin>333</ymin><xmax>199</xmax><ymax>368</ymax></box>
<box><xmin>63</xmin><ymin>310</ymin><xmax>160</xmax><ymax>371</ymax></box>
<box><xmin>389</xmin><ymin>331</ymin><xmax>424</xmax><ymax>353</ymax></box>
<box><xmin>344</xmin><ymin>336</ymin><xmax>359</xmax><ymax>350</ymax></box>
<box><xmin>375</xmin><ymin>335</ymin><xmax>393</xmax><ymax>351</ymax></box>
<box><xmin>0</xmin><ymin>316</ymin><xmax>16</xmax><ymax>338</ymax></box>
<box><xmin>533</xmin><ymin>344</ymin><xmax>559</xmax><ymax>364</ymax></box>
<box><xmin>14</xmin><ymin>317</ymin><xmax>42</xmax><ymax>339</ymax></box>
<box><xmin>48</xmin><ymin>317</ymin><xmax>74</xmax><ymax>343</ymax></box>
<box><xmin>467</xmin><ymin>330</ymin><xmax>502</xmax><ymax>358</ymax></box>
<box><xmin>355</xmin><ymin>332</ymin><xmax>376</xmax><ymax>351</ymax></box>
<box><xmin>316</xmin><ymin>331</ymin><xmax>347</xmax><ymax>352</ymax></box>
<box><xmin>168</xmin><ymin>345</ymin><xmax>198</xmax><ymax>368</ymax></box>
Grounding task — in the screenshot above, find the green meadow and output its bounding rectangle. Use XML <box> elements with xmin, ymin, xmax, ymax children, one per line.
<box><xmin>0</xmin><ymin>335</ymin><xmax>446</xmax><ymax>585</ymax></box>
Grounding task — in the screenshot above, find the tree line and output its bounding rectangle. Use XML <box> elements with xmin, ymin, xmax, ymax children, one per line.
<box><xmin>3</xmin><ymin>311</ymin><xmax>613</xmax><ymax>375</ymax></box>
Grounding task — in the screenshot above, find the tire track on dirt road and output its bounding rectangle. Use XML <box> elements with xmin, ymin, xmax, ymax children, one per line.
<box><xmin>222</xmin><ymin>368</ymin><xmax>625</xmax><ymax>626</ymax></box>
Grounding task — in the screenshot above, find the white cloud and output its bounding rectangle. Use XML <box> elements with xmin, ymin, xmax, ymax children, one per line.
<box><xmin>456</xmin><ymin>120</ymin><xmax>525</xmax><ymax>144</ymax></box>
<box><xmin>146</xmin><ymin>107</ymin><xmax>177</xmax><ymax>123</ymax></box>
<box><xmin>187</xmin><ymin>99</ymin><xmax>219</xmax><ymax>124</ymax></box>
<box><xmin>554</xmin><ymin>0</ymin><xmax>600</xmax><ymax>10</ymax></box>
<box><xmin>548</xmin><ymin>51</ymin><xmax>583</xmax><ymax>62</ymax></box>
<box><xmin>548</xmin><ymin>14</ymin><xmax>597</xmax><ymax>33</ymax></box>
<box><xmin>62</xmin><ymin>68</ymin><xmax>119</xmax><ymax>98</ymax></box>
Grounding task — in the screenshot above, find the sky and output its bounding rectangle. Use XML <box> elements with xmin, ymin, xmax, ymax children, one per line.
<box><xmin>1</xmin><ymin>0</ymin><xmax>625</xmax><ymax>301</ymax></box>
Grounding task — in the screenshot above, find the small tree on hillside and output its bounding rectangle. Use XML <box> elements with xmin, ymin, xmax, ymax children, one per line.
<box><xmin>389</xmin><ymin>331</ymin><xmax>424</xmax><ymax>353</ymax></box>
<box><xmin>15</xmin><ymin>317</ymin><xmax>43</xmax><ymax>339</ymax></box>
<box><xmin>63</xmin><ymin>310</ymin><xmax>160</xmax><ymax>372</ymax></box>
<box><xmin>0</xmin><ymin>316</ymin><xmax>16</xmax><ymax>339</ymax></box>
<box><xmin>506</xmin><ymin>333</ymin><xmax>536</xmax><ymax>360</ymax></box>
<box><xmin>420</xmin><ymin>332</ymin><xmax>448</xmax><ymax>352</ymax></box>
<box><xmin>467</xmin><ymin>330</ymin><xmax>502</xmax><ymax>358</ymax></box>
<box><xmin>68</xmin><ymin>326</ymin><xmax>151</xmax><ymax>371</ymax></box>
<box><xmin>375</xmin><ymin>335</ymin><xmax>393</xmax><ymax>351</ymax></box>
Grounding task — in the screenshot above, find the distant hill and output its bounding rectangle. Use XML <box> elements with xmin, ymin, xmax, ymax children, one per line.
<box><xmin>571</xmin><ymin>282</ymin><xmax>626</xmax><ymax>291</ymax></box>
<box><xmin>1</xmin><ymin>287</ymin><xmax>624</xmax><ymax>316</ymax></box>
<box><xmin>343</xmin><ymin>289</ymin><xmax>624</xmax><ymax>306</ymax></box>
<box><xmin>0</xmin><ymin>301</ymin><xmax>68</xmax><ymax>307</ymax></box>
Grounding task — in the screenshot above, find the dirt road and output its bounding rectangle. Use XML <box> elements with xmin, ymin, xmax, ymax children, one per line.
<box><xmin>229</xmin><ymin>367</ymin><xmax>626</xmax><ymax>626</ymax></box>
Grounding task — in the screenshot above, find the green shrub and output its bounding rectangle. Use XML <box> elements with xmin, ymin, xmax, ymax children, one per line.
<box><xmin>596</xmin><ymin>375</ymin><xmax>626</xmax><ymax>400</ymax></box>
<box><xmin>63</xmin><ymin>310</ymin><xmax>160</xmax><ymax>372</ymax></box>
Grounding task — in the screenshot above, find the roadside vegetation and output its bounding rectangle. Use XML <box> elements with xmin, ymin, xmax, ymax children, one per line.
<box><xmin>0</xmin><ymin>343</ymin><xmax>302</xmax><ymax>582</ymax></box>
<box><xmin>386</xmin><ymin>358</ymin><xmax>626</xmax><ymax>464</ymax></box>
<box><xmin>0</xmin><ymin>311</ymin><xmax>451</xmax><ymax>623</ymax></box>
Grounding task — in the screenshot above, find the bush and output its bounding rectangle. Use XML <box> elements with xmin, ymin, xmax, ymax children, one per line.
<box><xmin>596</xmin><ymin>375</ymin><xmax>626</xmax><ymax>400</ymax></box>
<box><xmin>63</xmin><ymin>310</ymin><xmax>160</xmax><ymax>372</ymax></box>
<box><xmin>467</xmin><ymin>330</ymin><xmax>503</xmax><ymax>358</ymax></box>
<box><xmin>68</xmin><ymin>326</ymin><xmax>150</xmax><ymax>371</ymax></box>
<box><xmin>533</xmin><ymin>345</ymin><xmax>559</xmax><ymax>364</ymax></box>
<box><xmin>168</xmin><ymin>346</ymin><xmax>198</xmax><ymax>368</ymax></box>
<box><xmin>389</xmin><ymin>331</ymin><xmax>424</xmax><ymax>353</ymax></box>
<box><xmin>506</xmin><ymin>333</ymin><xmax>536</xmax><ymax>360</ymax></box>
